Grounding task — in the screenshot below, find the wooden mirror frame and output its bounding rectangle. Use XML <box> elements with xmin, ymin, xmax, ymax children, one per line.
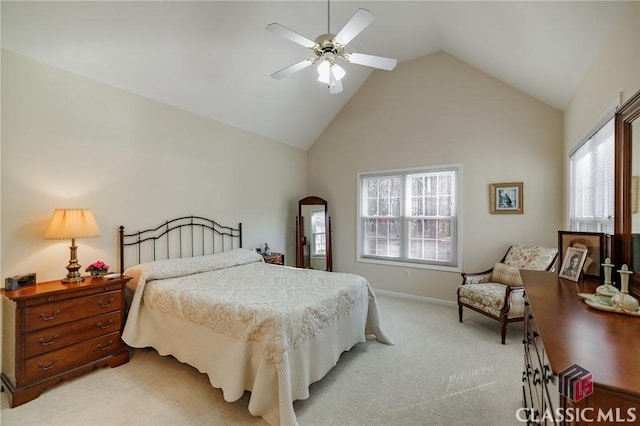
<box><xmin>614</xmin><ymin>89</ymin><xmax>640</xmax><ymax>298</ymax></box>
<box><xmin>295</xmin><ymin>196</ymin><xmax>333</xmax><ymax>271</ymax></box>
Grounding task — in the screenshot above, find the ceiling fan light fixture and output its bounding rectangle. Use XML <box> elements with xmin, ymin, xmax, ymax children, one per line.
<box><xmin>331</xmin><ymin>63</ymin><xmax>346</xmax><ymax>81</ymax></box>
<box><xmin>317</xmin><ymin>57</ymin><xmax>346</xmax><ymax>87</ymax></box>
<box><xmin>317</xmin><ymin>59</ymin><xmax>331</xmax><ymax>83</ymax></box>
<box><xmin>329</xmin><ymin>78</ymin><xmax>343</xmax><ymax>94</ymax></box>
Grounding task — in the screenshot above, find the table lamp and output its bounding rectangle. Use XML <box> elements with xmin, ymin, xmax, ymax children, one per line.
<box><xmin>44</xmin><ymin>209</ymin><xmax>101</xmax><ymax>283</ymax></box>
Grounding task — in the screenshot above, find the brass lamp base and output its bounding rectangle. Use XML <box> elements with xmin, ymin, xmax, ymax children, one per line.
<box><xmin>61</xmin><ymin>239</ymin><xmax>85</xmax><ymax>284</ymax></box>
<box><xmin>62</xmin><ymin>273</ymin><xmax>84</xmax><ymax>283</ymax></box>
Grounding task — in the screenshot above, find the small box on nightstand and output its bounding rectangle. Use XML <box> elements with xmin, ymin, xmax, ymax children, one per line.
<box><xmin>4</xmin><ymin>273</ymin><xmax>36</xmax><ymax>290</ymax></box>
<box><xmin>263</xmin><ymin>252</ymin><xmax>284</xmax><ymax>265</ymax></box>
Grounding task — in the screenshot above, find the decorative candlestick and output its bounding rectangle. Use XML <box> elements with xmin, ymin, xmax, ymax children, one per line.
<box><xmin>596</xmin><ymin>258</ymin><xmax>619</xmax><ymax>298</ymax></box>
<box><xmin>602</xmin><ymin>258</ymin><xmax>614</xmax><ymax>285</ymax></box>
<box><xmin>611</xmin><ymin>264</ymin><xmax>639</xmax><ymax>311</ymax></box>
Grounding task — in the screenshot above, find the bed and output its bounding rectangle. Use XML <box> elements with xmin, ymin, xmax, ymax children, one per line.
<box><xmin>119</xmin><ymin>216</ymin><xmax>393</xmax><ymax>426</ymax></box>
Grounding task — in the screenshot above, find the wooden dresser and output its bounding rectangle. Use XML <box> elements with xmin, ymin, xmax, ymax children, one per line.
<box><xmin>1</xmin><ymin>275</ymin><xmax>131</xmax><ymax>407</ymax></box>
<box><xmin>521</xmin><ymin>270</ymin><xmax>640</xmax><ymax>425</ymax></box>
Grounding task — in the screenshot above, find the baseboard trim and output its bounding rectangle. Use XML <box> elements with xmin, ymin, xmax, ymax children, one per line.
<box><xmin>374</xmin><ymin>289</ymin><xmax>456</xmax><ymax>307</ymax></box>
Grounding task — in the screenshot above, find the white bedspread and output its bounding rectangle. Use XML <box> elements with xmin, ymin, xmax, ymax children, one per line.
<box><xmin>122</xmin><ymin>249</ymin><xmax>392</xmax><ymax>426</ymax></box>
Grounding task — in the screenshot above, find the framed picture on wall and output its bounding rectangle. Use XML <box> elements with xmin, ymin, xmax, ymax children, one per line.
<box><xmin>489</xmin><ymin>182</ymin><xmax>523</xmax><ymax>214</ymax></box>
<box><xmin>559</xmin><ymin>247</ymin><xmax>588</xmax><ymax>281</ymax></box>
<box><xmin>557</xmin><ymin>231</ymin><xmax>607</xmax><ymax>278</ymax></box>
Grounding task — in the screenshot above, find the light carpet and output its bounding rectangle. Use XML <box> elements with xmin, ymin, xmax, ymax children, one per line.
<box><xmin>1</xmin><ymin>294</ymin><xmax>525</xmax><ymax>426</ymax></box>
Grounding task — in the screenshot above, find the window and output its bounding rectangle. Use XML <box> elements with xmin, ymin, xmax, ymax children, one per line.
<box><xmin>311</xmin><ymin>210</ymin><xmax>326</xmax><ymax>256</ymax></box>
<box><xmin>569</xmin><ymin>118</ymin><xmax>614</xmax><ymax>234</ymax></box>
<box><xmin>357</xmin><ymin>164</ymin><xmax>461</xmax><ymax>270</ymax></box>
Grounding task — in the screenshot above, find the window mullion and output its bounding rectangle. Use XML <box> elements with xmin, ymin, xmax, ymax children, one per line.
<box><xmin>400</xmin><ymin>175</ymin><xmax>407</xmax><ymax>260</ymax></box>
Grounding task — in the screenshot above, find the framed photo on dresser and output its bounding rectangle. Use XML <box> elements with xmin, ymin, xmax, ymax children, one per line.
<box><xmin>559</xmin><ymin>247</ymin><xmax>588</xmax><ymax>281</ymax></box>
<box><xmin>557</xmin><ymin>231</ymin><xmax>607</xmax><ymax>278</ymax></box>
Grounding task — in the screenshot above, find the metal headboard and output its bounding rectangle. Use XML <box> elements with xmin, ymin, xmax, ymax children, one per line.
<box><xmin>119</xmin><ymin>215</ymin><xmax>242</xmax><ymax>273</ymax></box>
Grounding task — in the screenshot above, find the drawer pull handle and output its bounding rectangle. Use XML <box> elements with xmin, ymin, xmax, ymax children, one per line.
<box><xmin>543</xmin><ymin>364</ymin><xmax>552</xmax><ymax>383</ymax></box>
<box><xmin>533</xmin><ymin>368</ymin><xmax>541</xmax><ymax>385</ymax></box>
<box><xmin>38</xmin><ymin>334</ymin><xmax>60</xmax><ymax>346</ymax></box>
<box><xmin>38</xmin><ymin>358</ymin><xmax>59</xmax><ymax>370</ymax></box>
<box><xmin>97</xmin><ymin>340</ymin><xmax>113</xmax><ymax>351</ymax></box>
<box><xmin>97</xmin><ymin>320</ymin><xmax>114</xmax><ymax>330</ymax></box>
<box><xmin>97</xmin><ymin>298</ymin><xmax>115</xmax><ymax>308</ymax></box>
<box><xmin>39</xmin><ymin>310</ymin><xmax>61</xmax><ymax>321</ymax></box>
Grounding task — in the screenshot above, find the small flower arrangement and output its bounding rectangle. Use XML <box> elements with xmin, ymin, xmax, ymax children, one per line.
<box><xmin>86</xmin><ymin>260</ymin><xmax>109</xmax><ymax>277</ymax></box>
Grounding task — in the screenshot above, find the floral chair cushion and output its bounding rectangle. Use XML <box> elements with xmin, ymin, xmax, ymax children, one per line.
<box><xmin>458</xmin><ymin>284</ymin><xmax>526</xmax><ymax>319</ymax></box>
<box><xmin>503</xmin><ymin>245</ymin><xmax>558</xmax><ymax>271</ymax></box>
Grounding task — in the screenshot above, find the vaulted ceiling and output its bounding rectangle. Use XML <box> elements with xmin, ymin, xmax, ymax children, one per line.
<box><xmin>1</xmin><ymin>1</ymin><xmax>626</xmax><ymax>149</ymax></box>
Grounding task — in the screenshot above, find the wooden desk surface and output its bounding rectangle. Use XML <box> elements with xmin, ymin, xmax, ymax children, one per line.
<box><xmin>521</xmin><ymin>270</ymin><xmax>640</xmax><ymax>397</ymax></box>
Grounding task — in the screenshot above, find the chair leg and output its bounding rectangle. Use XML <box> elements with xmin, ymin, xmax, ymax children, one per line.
<box><xmin>500</xmin><ymin>317</ymin><xmax>507</xmax><ymax>344</ymax></box>
<box><xmin>458</xmin><ymin>305</ymin><xmax>463</xmax><ymax>322</ymax></box>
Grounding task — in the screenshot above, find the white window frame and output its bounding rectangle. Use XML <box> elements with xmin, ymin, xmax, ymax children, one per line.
<box><xmin>356</xmin><ymin>164</ymin><xmax>463</xmax><ymax>272</ymax></box>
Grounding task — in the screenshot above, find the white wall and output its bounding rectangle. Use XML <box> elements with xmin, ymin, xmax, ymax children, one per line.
<box><xmin>1</xmin><ymin>50</ymin><xmax>307</xmax><ymax>282</ymax></box>
<box><xmin>307</xmin><ymin>51</ymin><xmax>564</xmax><ymax>302</ymax></box>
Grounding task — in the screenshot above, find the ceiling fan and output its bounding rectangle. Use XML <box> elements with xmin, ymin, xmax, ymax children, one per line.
<box><xmin>266</xmin><ymin>2</ymin><xmax>397</xmax><ymax>94</ymax></box>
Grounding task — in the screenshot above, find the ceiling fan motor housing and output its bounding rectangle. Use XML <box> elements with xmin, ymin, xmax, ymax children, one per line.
<box><xmin>313</xmin><ymin>34</ymin><xmax>344</xmax><ymax>59</ymax></box>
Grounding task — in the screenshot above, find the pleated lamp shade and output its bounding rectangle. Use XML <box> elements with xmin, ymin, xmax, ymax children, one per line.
<box><xmin>44</xmin><ymin>209</ymin><xmax>101</xmax><ymax>283</ymax></box>
<box><xmin>45</xmin><ymin>209</ymin><xmax>101</xmax><ymax>240</ymax></box>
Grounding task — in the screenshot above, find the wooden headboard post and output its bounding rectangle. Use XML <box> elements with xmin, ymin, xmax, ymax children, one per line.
<box><xmin>119</xmin><ymin>216</ymin><xmax>243</xmax><ymax>274</ymax></box>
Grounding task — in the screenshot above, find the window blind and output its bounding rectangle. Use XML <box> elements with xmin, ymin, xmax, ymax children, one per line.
<box><xmin>568</xmin><ymin>118</ymin><xmax>614</xmax><ymax>233</ymax></box>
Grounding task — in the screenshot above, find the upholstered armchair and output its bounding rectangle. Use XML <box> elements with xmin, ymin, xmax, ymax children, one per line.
<box><xmin>457</xmin><ymin>245</ymin><xmax>558</xmax><ymax>344</ymax></box>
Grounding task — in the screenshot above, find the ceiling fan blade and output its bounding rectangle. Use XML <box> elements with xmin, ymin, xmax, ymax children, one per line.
<box><xmin>271</xmin><ymin>58</ymin><xmax>315</xmax><ymax>80</ymax></box>
<box><xmin>345</xmin><ymin>52</ymin><xmax>397</xmax><ymax>71</ymax></box>
<box><xmin>266</xmin><ymin>23</ymin><xmax>316</xmax><ymax>49</ymax></box>
<box><xmin>333</xmin><ymin>8</ymin><xmax>375</xmax><ymax>46</ymax></box>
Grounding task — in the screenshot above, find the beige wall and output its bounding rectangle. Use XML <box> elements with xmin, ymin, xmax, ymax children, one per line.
<box><xmin>307</xmin><ymin>51</ymin><xmax>564</xmax><ymax>302</ymax></box>
<box><xmin>2</xmin><ymin>2</ymin><xmax>637</xmax><ymax>302</ymax></box>
<box><xmin>564</xmin><ymin>1</ymin><xmax>640</xmax><ymax>172</ymax></box>
<box><xmin>1</xmin><ymin>50</ymin><xmax>307</xmax><ymax>282</ymax></box>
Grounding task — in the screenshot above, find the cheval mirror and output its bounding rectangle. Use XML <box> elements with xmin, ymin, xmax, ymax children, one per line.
<box><xmin>295</xmin><ymin>196</ymin><xmax>333</xmax><ymax>271</ymax></box>
<box><xmin>615</xmin><ymin>88</ymin><xmax>640</xmax><ymax>299</ymax></box>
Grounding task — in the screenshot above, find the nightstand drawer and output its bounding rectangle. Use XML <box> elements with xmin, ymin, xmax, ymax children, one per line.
<box><xmin>23</xmin><ymin>283</ymin><xmax>124</xmax><ymax>307</ymax></box>
<box><xmin>25</xmin><ymin>291</ymin><xmax>122</xmax><ymax>332</ymax></box>
<box><xmin>22</xmin><ymin>332</ymin><xmax>124</xmax><ymax>384</ymax></box>
<box><xmin>24</xmin><ymin>311</ymin><xmax>122</xmax><ymax>358</ymax></box>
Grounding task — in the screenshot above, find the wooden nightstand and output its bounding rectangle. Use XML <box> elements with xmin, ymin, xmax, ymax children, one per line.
<box><xmin>1</xmin><ymin>275</ymin><xmax>131</xmax><ymax>407</ymax></box>
<box><xmin>263</xmin><ymin>252</ymin><xmax>284</xmax><ymax>265</ymax></box>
